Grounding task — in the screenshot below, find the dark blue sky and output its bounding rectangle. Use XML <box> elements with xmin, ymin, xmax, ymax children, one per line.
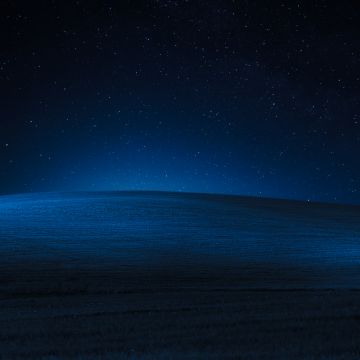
<box><xmin>1</xmin><ymin>1</ymin><xmax>360</xmax><ymax>203</ymax></box>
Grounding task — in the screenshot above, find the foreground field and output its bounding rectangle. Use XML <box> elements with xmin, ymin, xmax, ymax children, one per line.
<box><xmin>0</xmin><ymin>192</ymin><xmax>359</xmax><ymax>358</ymax></box>
<box><xmin>1</xmin><ymin>284</ymin><xmax>360</xmax><ymax>359</ymax></box>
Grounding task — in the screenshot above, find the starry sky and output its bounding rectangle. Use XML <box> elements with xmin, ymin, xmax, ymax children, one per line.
<box><xmin>1</xmin><ymin>0</ymin><xmax>360</xmax><ymax>203</ymax></box>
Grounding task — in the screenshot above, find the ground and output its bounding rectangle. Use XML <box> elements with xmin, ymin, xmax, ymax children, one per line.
<box><xmin>0</xmin><ymin>192</ymin><xmax>359</xmax><ymax>359</ymax></box>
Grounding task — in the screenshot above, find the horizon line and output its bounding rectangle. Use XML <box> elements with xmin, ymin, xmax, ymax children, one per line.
<box><xmin>0</xmin><ymin>189</ymin><xmax>359</xmax><ymax>208</ymax></box>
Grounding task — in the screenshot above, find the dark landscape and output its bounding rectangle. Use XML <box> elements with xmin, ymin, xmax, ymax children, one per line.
<box><xmin>0</xmin><ymin>191</ymin><xmax>360</xmax><ymax>359</ymax></box>
<box><xmin>2</xmin><ymin>0</ymin><xmax>360</xmax><ymax>359</ymax></box>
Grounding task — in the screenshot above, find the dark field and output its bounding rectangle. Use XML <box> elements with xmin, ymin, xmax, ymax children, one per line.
<box><xmin>0</xmin><ymin>191</ymin><xmax>360</xmax><ymax>359</ymax></box>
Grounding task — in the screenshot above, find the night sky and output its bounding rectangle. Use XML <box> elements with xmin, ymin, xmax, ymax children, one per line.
<box><xmin>1</xmin><ymin>1</ymin><xmax>360</xmax><ymax>203</ymax></box>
